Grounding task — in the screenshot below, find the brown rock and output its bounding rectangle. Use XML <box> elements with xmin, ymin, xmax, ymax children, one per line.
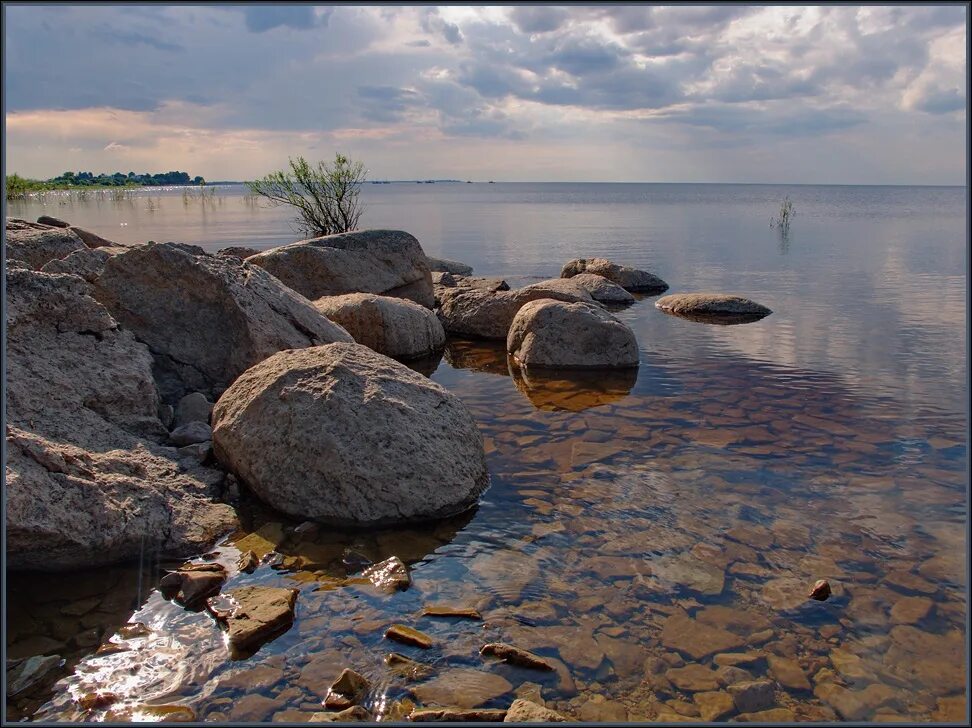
<box><xmin>727</xmin><ymin>680</ymin><xmax>777</xmax><ymax>713</ymax></box>
<box><xmin>503</xmin><ymin>698</ymin><xmax>565</xmax><ymax>722</ymax></box>
<box><xmin>237</xmin><ymin>550</ymin><xmax>259</xmax><ymax>574</ymax></box>
<box><xmin>560</xmin><ymin>257</ymin><xmax>668</xmax><ymax>293</ymax></box>
<box><xmin>437</xmin><ymin>285</ymin><xmax>589</xmax><ymax>340</ymax></box>
<box><xmin>666</xmin><ymin>664</ymin><xmax>721</xmax><ymax>692</ymax></box>
<box><xmin>767</xmin><ymin>655</ymin><xmax>811</xmax><ymax>691</ymax></box>
<box><xmin>693</xmin><ymin>691</ymin><xmax>736</xmax><ymax>721</ymax></box>
<box><xmin>410</xmin><ymin>707</ymin><xmax>507</xmax><ymax>722</ymax></box>
<box><xmin>814</xmin><ymin>682</ymin><xmax>868</xmax><ymax>721</ymax></box>
<box><xmin>481</xmin><ymin>643</ymin><xmax>555</xmax><ymax>671</ymax></box>
<box><xmin>361</xmin><ymin>557</ymin><xmax>411</xmax><ymax>592</ymax></box>
<box><xmin>385</xmin><ymin>653</ymin><xmax>433</xmax><ymax>681</ymax></box>
<box><xmin>212</xmin><ymin>585</ymin><xmax>298</xmax><ymax>652</ymax></box>
<box><xmin>660</xmin><ymin>611</ymin><xmax>745</xmax><ymax>660</ymax></box>
<box><xmin>325</xmin><ymin>668</ymin><xmax>370</xmax><ymax>710</ymax></box>
<box><xmin>809</xmin><ymin>579</ymin><xmax>832</xmax><ymax>601</ymax></box>
<box><xmin>578</xmin><ymin>697</ymin><xmax>627</xmax><ymax>722</ymax></box>
<box><xmin>421</xmin><ymin>605</ymin><xmax>482</xmax><ymax>620</ymax></box>
<box><xmin>735</xmin><ymin>708</ymin><xmax>796</xmax><ymax>721</ymax></box>
<box><xmin>889</xmin><ymin>596</ymin><xmax>933</xmax><ymax>625</ymax></box>
<box><xmin>385</xmin><ymin>624</ymin><xmax>433</xmax><ymax>649</ymax></box>
<box><xmin>410</xmin><ymin>668</ymin><xmax>512</xmax><ymax>708</ymax></box>
<box><xmin>309</xmin><ymin>706</ymin><xmax>372</xmax><ymax>722</ymax></box>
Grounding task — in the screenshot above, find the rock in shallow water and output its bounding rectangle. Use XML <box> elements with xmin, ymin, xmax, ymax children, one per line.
<box><xmin>561</xmin><ymin>257</ymin><xmax>668</xmax><ymax>293</ymax></box>
<box><xmin>655</xmin><ymin>293</ymin><xmax>772</xmax><ymax>321</ymax></box>
<box><xmin>210</xmin><ymin>585</ymin><xmax>298</xmax><ymax>652</ymax></box>
<box><xmin>212</xmin><ymin>343</ymin><xmax>489</xmax><ymax>526</ymax></box>
<box><xmin>503</xmin><ymin>699</ymin><xmax>566</xmax><ymax>722</ymax></box>
<box><xmin>507</xmin><ymin>299</ymin><xmax>639</xmax><ymax>369</ymax></box>
<box><xmin>436</xmin><ymin>286</ymin><xmax>588</xmax><ymax>340</ymax></box>
<box><xmin>361</xmin><ymin>556</ymin><xmax>411</xmax><ymax>592</ymax></box>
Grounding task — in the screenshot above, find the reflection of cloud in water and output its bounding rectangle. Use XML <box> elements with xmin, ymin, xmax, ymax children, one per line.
<box><xmin>508</xmin><ymin>362</ymin><xmax>638</xmax><ymax>412</ymax></box>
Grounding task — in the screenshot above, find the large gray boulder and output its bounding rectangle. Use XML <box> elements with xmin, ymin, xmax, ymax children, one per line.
<box><xmin>89</xmin><ymin>242</ymin><xmax>352</xmax><ymax>403</ymax></box>
<box><xmin>313</xmin><ymin>293</ymin><xmax>445</xmax><ymax>360</ymax></box>
<box><xmin>212</xmin><ymin>343</ymin><xmax>489</xmax><ymax>526</ymax></box>
<box><xmin>560</xmin><ymin>273</ymin><xmax>634</xmax><ymax>304</ymax></box>
<box><xmin>5</xmin><ymin>268</ymin><xmax>238</xmax><ymax>571</ymax></box>
<box><xmin>561</xmin><ymin>257</ymin><xmax>668</xmax><ymax>293</ymax></box>
<box><xmin>41</xmin><ymin>246</ymin><xmax>127</xmax><ymax>282</ymax></box>
<box><xmin>5</xmin><ymin>218</ymin><xmax>85</xmax><ymax>269</ymax></box>
<box><xmin>248</xmin><ymin>229</ymin><xmax>435</xmax><ymax>308</ymax></box>
<box><xmin>436</xmin><ymin>286</ymin><xmax>590</xmax><ymax>340</ymax></box>
<box><xmin>507</xmin><ymin>299</ymin><xmax>640</xmax><ymax>368</ymax></box>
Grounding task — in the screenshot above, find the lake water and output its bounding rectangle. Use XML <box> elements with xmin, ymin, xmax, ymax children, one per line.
<box><xmin>7</xmin><ymin>183</ymin><xmax>968</xmax><ymax>723</ymax></box>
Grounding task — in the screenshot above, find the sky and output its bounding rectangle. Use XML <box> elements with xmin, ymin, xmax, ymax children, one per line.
<box><xmin>3</xmin><ymin>4</ymin><xmax>967</xmax><ymax>184</ymax></box>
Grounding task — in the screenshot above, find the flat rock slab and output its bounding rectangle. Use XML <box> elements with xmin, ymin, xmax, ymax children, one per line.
<box><xmin>211</xmin><ymin>585</ymin><xmax>298</xmax><ymax>652</ymax></box>
<box><xmin>421</xmin><ymin>606</ymin><xmax>482</xmax><ymax>619</ymax></box>
<box><xmin>655</xmin><ymin>293</ymin><xmax>772</xmax><ymax>322</ymax></box>
<box><xmin>660</xmin><ymin>612</ymin><xmax>746</xmax><ymax>660</ymax></box>
<box><xmin>411</xmin><ymin>708</ymin><xmax>508</xmax><ymax>722</ymax></box>
<box><xmin>480</xmin><ymin>643</ymin><xmax>555</xmax><ymax>671</ymax></box>
<box><xmin>410</xmin><ymin>668</ymin><xmax>513</xmax><ymax>708</ymax></box>
<box><xmin>386</xmin><ymin>624</ymin><xmax>434</xmax><ymax>649</ymax></box>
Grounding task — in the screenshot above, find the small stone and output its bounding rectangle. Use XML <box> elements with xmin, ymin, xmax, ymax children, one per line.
<box><xmin>77</xmin><ymin>690</ymin><xmax>120</xmax><ymax>710</ymax></box>
<box><xmin>169</xmin><ymin>421</ymin><xmax>212</xmax><ymax>446</ymax></box>
<box><xmin>809</xmin><ymin>579</ymin><xmax>832</xmax><ymax>601</ymax></box>
<box><xmin>385</xmin><ymin>624</ymin><xmax>433</xmax><ymax>649</ymax></box>
<box><xmin>174</xmin><ymin>392</ymin><xmax>214</xmax><ymax>428</ymax></box>
<box><xmin>421</xmin><ymin>605</ymin><xmax>482</xmax><ymax>619</ymax></box>
<box><xmin>384</xmin><ymin>652</ymin><xmax>433</xmax><ymax>681</ymax></box>
<box><xmin>178</xmin><ymin>441</ymin><xmax>211</xmax><ymax>463</ymax></box>
<box><xmin>325</xmin><ymin>668</ymin><xmax>370</xmax><ymax>710</ymax></box>
<box><xmin>503</xmin><ymin>699</ymin><xmax>566</xmax><ymax>722</ymax></box>
<box><xmin>37</xmin><ymin>215</ymin><xmax>70</xmax><ymax>228</ymax></box>
<box><xmin>481</xmin><ymin>643</ymin><xmax>555</xmax><ymax>671</ymax></box>
<box><xmin>361</xmin><ymin>556</ymin><xmax>411</xmax><ymax>592</ymax></box>
<box><xmin>814</xmin><ymin>682</ymin><xmax>868</xmax><ymax>721</ymax></box>
<box><xmin>513</xmin><ymin>682</ymin><xmax>544</xmax><ymax>706</ymax></box>
<box><xmin>715</xmin><ymin>665</ymin><xmax>754</xmax><ymax>687</ymax></box>
<box><xmin>117</xmin><ymin>622</ymin><xmax>151</xmax><ymax>639</ymax></box>
<box><xmin>693</xmin><ymin>691</ymin><xmax>736</xmax><ymax>722</ymax></box>
<box><xmin>212</xmin><ymin>585</ymin><xmax>298</xmax><ymax>652</ymax></box>
<box><xmin>237</xmin><ymin>550</ymin><xmax>259</xmax><ymax>574</ymax></box>
<box><xmin>727</xmin><ymin>680</ymin><xmax>777</xmax><ymax>714</ymax></box>
<box><xmin>713</xmin><ymin>652</ymin><xmax>764</xmax><ymax>669</ymax></box>
<box><xmin>410</xmin><ymin>668</ymin><xmax>513</xmax><ymax>708</ymax></box>
<box><xmin>666</xmin><ymin>664</ymin><xmax>721</xmax><ymax>692</ymax></box>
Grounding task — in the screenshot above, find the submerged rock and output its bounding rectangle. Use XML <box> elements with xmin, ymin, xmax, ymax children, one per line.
<box><xmin>211</xmin><ymin>585</ymin><xmax>298</xmax><ymax>652</ymax></box>
<box><xmin>421</xmin><ymin>605</ymin><xmax>482</xmax><ymax>619</ymax></box>
<box><xmin>310</xmin><ymin>706</ymin><xmax>372</xmax><ymax>722</ymax></box>
<box><xmin>507</xmin><ymin>299</ymin><xmax>639</xmax><ymax>368</ymax></box>
<box><xmin>90</xmin><ymin>242</ymin><xmax>353</xmax><ymax>402</ymax></box>
<box><xmin>212</xmin><ymin>343</ymin><xmax>489</xmax><ymax>526</ymax></box>
<box><xmin>410</xmin><ymin>707</ymin><xmax>508</xmax><ymax>722</ymax></box>
<box><xmin>727</xmin><ymin>680</ymin><xmax>777</xmax><ymax>714</ymax></box>
<box><xmin>655</xmin><ymin>293</ymin><xmax>772</xmax><ymax>321</ymax></box>
<box><xmin>480</xmin><ymin>643</ymin><xmax>555</xmax><ymax>671</ymax></box>
<box><xmin>361</xmin><ymin>556</ymin><xmax>411</xmax><ymax>592</ymax></box>
<box><xmin>385</xmin><ymin>653</ymin><xmax>434</xmax><ymax>681</ymax></box>
<box><xmin>561</xmin><ymin>257</ymin><xmax>668</xmax><ymax>293</ymax></box>
<box><xmin>248</xmin><ymin>229</ymin><xmax>434</xmax><ymax>307</ymax></box>
<box><xmin>159</xmin><ymin>565</ymin><xmax>227</xmax><ymax>608</ymax></box>
<box><xmin>385</xmin><ymin>624</ymin><xmax>434</xmax><ymax>649</ymax></box>
<box><xmin>325</xmin><ymin>668</ymin><xmax>371</xmax><ymax>710</ymax></box>
<box><xmin>313</xmin><ymin>293</ymin><xmax>445</xmax><ymax>360</ymax></box>
<box><xmin>410</xmin><ymin>668</ymin><xmax>513</xmax><ymax>708</ymax></box>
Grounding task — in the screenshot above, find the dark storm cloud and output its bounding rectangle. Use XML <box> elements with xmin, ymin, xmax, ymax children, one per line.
<box><xmin>241</xmin><ymin>6</ymin><xmax>331</xmax><ymax>33</ymax></box>
<box><xmin>509</xmin><ymin>7</ymin><xmax>570</xmax><ymax>34</ymax></box>
<box><xmin>659</xmin><ymin>103</ymin><xmax>867</xmax><ymax>137</ymax></box>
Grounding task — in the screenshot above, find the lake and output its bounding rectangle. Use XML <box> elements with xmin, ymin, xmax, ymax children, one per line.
<box><xmin>7</xmin><ymin>182</ymin><xmax>968</xmax><ymax>722</ymax></box>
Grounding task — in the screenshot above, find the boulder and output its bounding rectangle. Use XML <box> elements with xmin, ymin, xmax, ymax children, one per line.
<box><xmin>655</xmin><ymin>293</ymin><xmax>772</xmax><ymax>321</ymax></box>
<box><xmin>69</xmin><ymin>227</ymin><xmax>118</xmax><ymax>249</ymax></box>
<box><xmin>169</xmin><ymin>422</ymin><xmax>213</xmax><ymax>446</ymax></box>
<box><xmin>561</xmin><ymin>257</ymin><xmax>668</xmax><ymax>293</ymax></box>
<box><xmin>504</xmin><ymin>699</ymin><xmax>566</xmax><ymax>722</ymax></box>
<box><xmin>212</xmin><ymin>343</ymin><xmax>489</xmax><ymax>526</ymax></box>
<box><xmin>174</xmin><ymin>392</ymin><xmax>214</xmax><ymax>427</ymax></box>
<box><xmin>519</xmin><ymin>277</ymin><xmax>598</xmax><ymax>301</ymax></box>
<box><xmin>507</xmin><ymin>299</ymin><xmax>639</xmax><ymax>368</ymax></box>
<box><xmin>5</xmin><ymin>218</ymin><xmax>85</xmax><ymax>269</ymax></box>
<box><xmin>41</xmin><ymin>246</ymin><xmax>127</xmax><ymax>282</ymax></box>
<box><xmin>37</xmin><ymin>215</ymin><xmax>70</xmax><ymax>228</ymax></box>
<box><xmin>561</xmin><ymin>273</ymin><xmax>634</xmax><ymax>304</ymax></box>
<box><xmin>248</xmin><ymin>229</ymin><xmax>434</xmax><ymax>308</ymax></box>
<box><xmin>437</xmin><ymin>286</ymin><xmax>590</xmax><ymax>340</ymax></box>
<box><xmin>427</xmin><ymin>256</ymin><xmax>473</xmax><ymax>276</ymax></box>
<box><xmin>5</xmin><ymin>268</ymin><xmax>238</xmax><ymax>571</ymax></box>
<box><xmin>313</xmin><ymin>293</ymin><xmax>445</xmax><ymax>360</ymax></box>
<box><xmin>89</xmin><ymin>242</ymin><xmax>352</xmax><ymax>402</ymax></box>
<box><xmin>216</xmin><ymin>246</ymin><xmax>261</xmax><ymax>261</ymax></box>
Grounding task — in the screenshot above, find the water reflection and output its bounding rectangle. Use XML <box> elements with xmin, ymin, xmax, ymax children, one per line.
<box><xmin>655</xmin><ymin>309</ymin><xmax>771</xmax><ymax>326</ymax></box>
<box><xmin>443</xmin><ymin>338</ymin><xmax>510</xmax><ymax>376</ymax></box>
<box><xmin>509</xmin><ymin>363</ymin><xmax>638</xmax><ymax>412</ymax></box>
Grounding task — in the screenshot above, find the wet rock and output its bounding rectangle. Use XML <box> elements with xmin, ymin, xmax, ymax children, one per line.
<box><xmin>410</xmin><ymin>668</ymin><xmax>513</xmax><ymax>707</ymax></box>
<box><xmin>160</xmin><ymin>565</ymin><xmax>227</xmax><ymax>607</ymax></box>
<box><xmin>931</xmin><ymin>696</ymin><xmax>966</xmax><ymax>722</ymax></box>
<box><xmin>90</xmin><ymin>242</ymin><xmax>353</xmax><ymax>402</ymax></box>
<box><xmin>248</xmin><ymin>229</ymin><xmax>434</xmax><ymax>307</ymax></box>
<box><xmin>503</xmin><ymin>698</ymin><xmax>566</xmax><ymax>722</ymax></box>
<box><xmin>436</xmin><ymin>285</ymin><xmax>588</xmax><ymax>340</ymax></box>
<box><xmin>361</xmin><ymin>556</ymin><xmax>411</xmax><ymax>592</ymax></box>
<box><xmin>421</xmin><ymin>605</ymin><xmax>482</xmax><ymax>620</ymax></box>
<box><xmin>116</xmin><ymin>622</ymin><xmax>151</xmax><ymax>639</ymax></box>
<box><xmin>105</xmin><ymin>705</ymin><xmax>197</xmax><ymax>722</ymax></box>
<box><xmin>727</xmin><ymin>680</ymin><xmax>777</xmax><ymax>714</ymax></box>
<box><xmin>693</xmin><ymin>691</ymin><xmax>736</xmax><ymax>722</ymax></box>
<box><xmin>735</xmin><ymin>708</ymin><xmax>796</xmax><ymax>721</ymax></box>
<box><xmin>227</xmin><ymin>694</ymin><xmax>281</xmax><ymax>722</ymax></box>
<box><xmin>325</xmin><ymin>668</ymin><xmax>371</xmax><ymax>710</ymax></box>
<box><xmin>174</xmin><ymin>392</ymin><xmax>214</xmax><ymax>428</ymax></box>
<box><xmin>385</xmin><ymin>653</ymin><xmax>434</xmax><ymax>681</ymax></box>
<box><xmin>518</xmin><ymin>277</ymin><xmax>598</xmax><ymax>302</ymax></box>
<box><xmin>212</xmin><ymin>585</ymin><xmax>298</xmax><ymax>652</ymax></box>
<box><xmin>883</xmin><ymin>625</ymin><xmax>965</xmax><ymax>693</ymax></box>
<box><xmin>809</xmin><ymin>579</ymin><xmax>832</xmax><ymax>601</ymax></box>
<box><xmin>77</xmin><ymin>690</ymin><xmax>120</xmax><ymax>710</ymax></box>
<box><xmin>294</xmin><ymin>520</ymin><xmax>320</xmax><ymax>537</ymax></box>
<box><xmin>426</xmin><ymin>256</ymin><xmax>473</xmax><ymax>276</ymax></box>
<box><xmin>767</xmin><ymin>655</ymin><xmax>811</xmax><ymax>691</ymax></box>
<box><xmin>410</xmin><ymin>707</ymin><xmax>508</xmax><ymax>722</ymax></box>
<box><xmin>713</xmin><ymin>652</ymin><xmax>764</xmax><ymax>669</ymax></box>
<box><xmin>480</xmin><ymin>643</ymin><xmax>555</xmax><ymax>671</ymax></box>
<box><xmin>578</xmin><ymin>696</ymin><xmax>628</xmax><ymax>721</ymax></box>
<box><xmin>513</xmin><ymin>682</ymin><xmax>544</xmax><ymax>706</ymax></box>
<box><xmin>6</xmin><ymin>219</ymin><xmax>85</xmax><ymax>269</ymax></box>
<box><xmin>715</xmin><ymin>665</ymin><xmax>754</xmax><ymax>687</ymax></box>
<box><xmin>233</xmin><ymin>523</ymin><xmax>285</xmax><ymax>560</ymax></box>
<box><xmin>310</xmin><ymin>706</ymin><xmax>373</xmax><ymax>722</ymax></box>
<box><xmin>385</xmin><ymin>624</ymin><xmax>434</xmax><ymax>649</ymax></box>
<box><xmin>889</xmin><ymin>596</ymin><xmax>934</xmax><ymax>625</ymax></box>
<box><xmin>560</xmin><ymin>257</ymin><xmax>668</xmax><ymax>293</ymax></box>
<box><xmin>5</xmin><ymin>268</ymin><xmax>238</xmax><ymax>570</ymax></box>
<box><xmin>829</xmin><ymin>647</ymin><xmax>874</xmax><ymax>683</ymax></box>
<box><xmin>814</xmin><ymin>682</ymin><xmax>868</xmax><ymax>721</ymax></box>
<box><xmin>6</xmin><ymin>654</ymin><xmax>64</xmax><ymax>697</ymax></box>
<box><xmin>37</xmin><ymin>215</ymin><xmax>70</xmax><ymax>228</ymax></box>
<box><xmin>650</xmin><ymin>553</ymin><xmax>725</xmax><ymax>596</ymax></box>
<box><xmin>660</xmin><ymin>611</ymin><xmax>745</xmax><ymax>660</ymax></box>
<box><xmin>313</xmin><ymin>293</ymin><xmax>445</xmax><ymax>360</ymax></box>
<box><xmin>883</xmin><ymin>569</ymin><xmax>938</xmax><ymax>595</ymax></box>
<box><xmin>666</xmin><ymin>664</ymin><xmax>721</xmax><ymax>692</ymax></box>
<box><xmin>655</xmin><ymin>293</ymin><xmax>772</xmax><ymax>320</ymax></box>
<box><xmin>69</xmin><ymin>227</ymin><xmax>119</xmax><ymax>250</ymax></box>
<box><xmin>760</xmin><ymin>578</ymin><xmax>811</xmax><ymax>611</ymax></box>
<box><xmin>235</xmin><ymin>550</ymin><xmax>258</xmax><ymax>573</ymax></box>
<box><xmin>212</xmin><ymin>344</ymin><xmax>488</xmax><ymax>526</ymax></box>
<box><xmin>217</xmin><ymin>664</ymin><xmax>284</xmax><ymax>691</ymax></box>
<box><xmin>507</xmin><ymin>299</ymin><xmax>639</xmax><ymax>369</ymax></box>
<box><xmin>169</xmin><ymin>421</ymin><xmax>212</xmax><ymax>446</ymax></box>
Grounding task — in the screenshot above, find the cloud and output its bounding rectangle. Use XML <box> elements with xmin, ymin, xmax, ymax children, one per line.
<box><xmin>508</xmin><ymin>7</ymin><xmax>570</xmax><ymax>34</ymax></box>
<box><xmin>241</xmin><ymin>6</ymin><xmax>330</xmax><ymax>33</ymax></box>
<box><xmin>103</xmin><ymin>141</ymin><xmax>130</xmax><ymax>152</ymax></box>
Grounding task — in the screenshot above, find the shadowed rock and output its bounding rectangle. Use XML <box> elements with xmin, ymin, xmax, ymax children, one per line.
<box><xmin>6</xmin><ymin>219</ymin><xmax>85</xmax><ymax>269</ymax></box>
<box><xmin>437</xmin><ymin>286</ymin><xmax>589</xmax><ymax>340</ymax></box>
<box><xmin>427</xmin><ymin>256</ymin><xmax>473</xmax><ymax>275</ymax></box>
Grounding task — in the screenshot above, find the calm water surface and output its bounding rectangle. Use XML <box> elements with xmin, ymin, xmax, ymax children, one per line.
<box><xmin>7</xmin><ymin>183</ymin><xmax>968</xmax><ymax>723</ymax></box>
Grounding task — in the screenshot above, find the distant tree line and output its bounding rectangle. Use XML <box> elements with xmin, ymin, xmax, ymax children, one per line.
<box><xmin>49</xmin><ymin>170</ymin><xmax>206</xmax><ymax>187</ymax></box>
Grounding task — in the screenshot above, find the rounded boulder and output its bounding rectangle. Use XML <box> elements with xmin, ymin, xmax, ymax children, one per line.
<box><xmin>561</xmin><ymin>257</ymin><xmax>668</xmax><ymax>293</ymax></box>
<box><xmin>212</xmin><ymin>343</ymin><xmax>489</xmax><ymax>526</ymax></box>
<box><xmin>507</xmin><ymin>299</ymin><xmax>640</xmax><ymax>368</ymax></box>
<box><xmin>313</xmin><ymin>293</ymin><xmax>445</xmax><ymax>360</ymax></box>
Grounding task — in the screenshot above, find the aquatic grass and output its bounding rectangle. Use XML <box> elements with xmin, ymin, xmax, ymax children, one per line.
<box><xmin>770</xmin><ymin>196</ymin><xmax>795</xmax><ymax>234</ymax></box>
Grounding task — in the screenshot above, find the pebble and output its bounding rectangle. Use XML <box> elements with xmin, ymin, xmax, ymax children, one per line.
<box><xmin>384</xmin><ymin>624</ymin><xmax>433</xmax><ymax>649</ymax></box>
